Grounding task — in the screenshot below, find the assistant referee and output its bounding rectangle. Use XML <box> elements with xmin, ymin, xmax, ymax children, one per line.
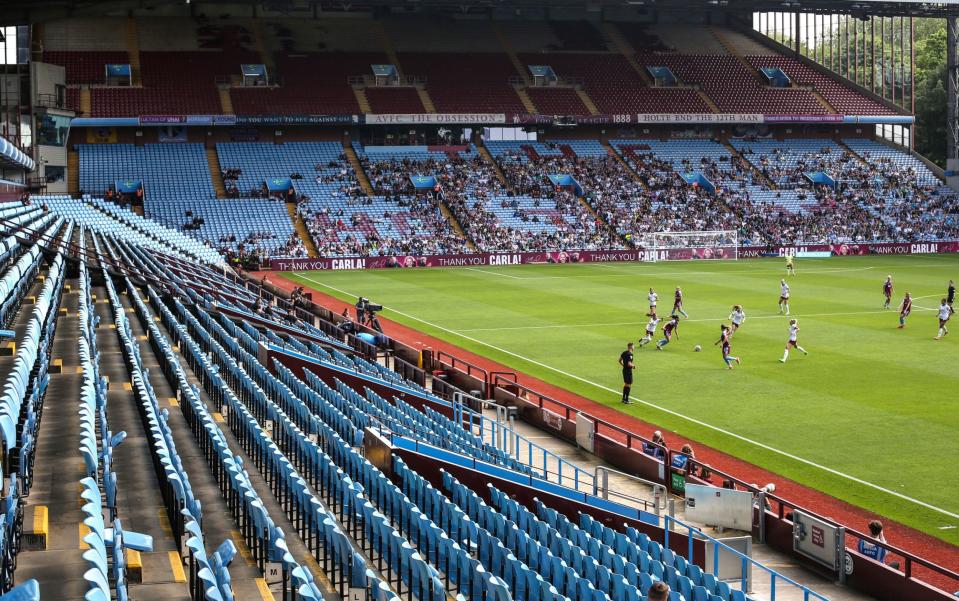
<box><xmin>619</xmin><ymin>342</ymin><xmax>635</xmax><ymax>405</ymax></box>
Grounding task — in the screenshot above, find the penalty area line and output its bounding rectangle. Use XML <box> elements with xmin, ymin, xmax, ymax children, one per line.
<box><xmin>290</xmin><ymin>272</ymin><xmax>959</xmax><ymax>522</ymax></box>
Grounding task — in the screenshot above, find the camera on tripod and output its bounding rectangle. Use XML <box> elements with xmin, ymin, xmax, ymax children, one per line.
<box><xmin>355</xmin><ymin>297</ymin><xmax>384</xmax><ymax>333</ymax></box>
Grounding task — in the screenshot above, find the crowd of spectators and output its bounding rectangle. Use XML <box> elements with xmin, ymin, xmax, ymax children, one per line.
<box><xmin>202</xmin><ymin>138</ymin><xmax>959</xmax><ymax>261</ymax></box>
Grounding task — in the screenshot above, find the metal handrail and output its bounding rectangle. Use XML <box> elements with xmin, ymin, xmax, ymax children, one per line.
<box><xmin>664</xmin><ymin>515</ymin><xmax>830</xmax><ymax>601</ymax></box>
<box><xmin>594</xmin><ymin>466</ymin><xmax>667</xmax><ymax>514</ymax></box>
<box><xmin>450</xmin><ymin>391</ymin><xmax>593</xmax><ymax>492</ymax></box>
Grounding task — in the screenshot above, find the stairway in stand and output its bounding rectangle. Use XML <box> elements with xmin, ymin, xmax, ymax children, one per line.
<box><xmin>575</xmin><ymin>89</ymin><xmax>600</xmax><ymax>115</ymax></box>
<box><xmin>217</xmin><ymin>87</ymin><xmax>234</xmax><ymax>114</ymax></box>
<box><xmin>810</xmin><ymin>89</ymin><xmax>838</xmax><ymax>114</ymax></box>
<box><xmin>514</xmin><ymin>87</ymin><xmax>538</xmax><ymax>114</ymax></box>
<box><xmin>353</xmin><ymin>88</ymin><xmax>372</xmax><ymax>113</ymax></box>
<box><xmin>574</xmin><ymin>173</ymin><xmax>628</xmax><ymax>248</ymax></box>
<box><xmin>68</xmin><ymin>149</ymin><xmax>80</xmax><ymax>197</ymax></box>
<box><xmin>723</xmin><ymin>141</ymin><xmax>777</xmax><ymax>189</ymax></box>
<box><xmin>286</xmin><ymin>202</ymin><xmax>320</xmax><ymax>258</ymax></box>
<box><xmin>79</xmin><ymin>88</ymin><xmax>92</xmax><ymax>117</ymax></box>
<box><xmin>436</xmin><ymin>199</ymin><xmax>475</xmax><ymax>251</ymax></box>
<box><xmin>415</xmin><ymin>86</ymin><xmax>437</xmax><ymax>113</ymax></box>
<box><xmin>343</xmin><ymin>144</ymin><xmax>376</xmax><ymax>197</ymax></box>
<box><xmin>476</xmin><ymin>141</ymin><xmax>511</xmax><ymax>190</ymax></box>
<box><xmin>603</xmin><ymin>22</ymin><xmax>654</xmax><ymax>85</ymax></box>
<box><xmin>126</xmin><ymin>17</ymin><xmax>142</xmax><ymax>85</ymax></box>
<box><xmin>604</xmin><ymin>141</ymin><xmax>648</xmax><ymax>190</ymax></box>
<box><xmin>205</xmin><ymin>147</ymin><xmax>227</xmax><ymax>198</ymax></box>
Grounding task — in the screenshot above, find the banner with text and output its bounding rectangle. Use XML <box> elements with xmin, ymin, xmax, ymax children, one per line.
<box><xmin>270</xmin><ymin>242</ymin><xmax>958</xmax><ymax>271</ymax></box>
<box><xmin>365</xmin><ymin>113</ymin><xmax>506</xmax><ymax>125</ymax></box>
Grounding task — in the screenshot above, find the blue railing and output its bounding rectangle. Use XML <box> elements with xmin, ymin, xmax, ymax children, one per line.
<box><xmin>451</xmin><ymin>394</ymin><xmax>594</xmax><ymax>492</ymax></box>
<box><xmin>664</xmin><ymin>515</ymin><xmax>830</xmax><ymax>601</ymax></box>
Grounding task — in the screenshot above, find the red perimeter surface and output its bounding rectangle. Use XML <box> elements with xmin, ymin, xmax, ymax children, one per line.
<box><xmin>273</xmin><ymin>273</ymin><xmax>959</xmax><ymax>588</ymax></box>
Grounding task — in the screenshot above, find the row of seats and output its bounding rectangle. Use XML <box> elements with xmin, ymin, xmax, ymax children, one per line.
<box><xmin>126</xmin><ymin>236</ymin><xmax>540</xmax><ymax>600</ymax></box>
<box><xmin>135</xmin><ymin>267</ymin><xmax>383</xmax><ymax>599</ymax></box>
<box><xmin>37</xmin><ymin>195</ymin><xmax>222</xmax><ymax>264</ymax></box>
<box><xmin>61</xmin><ymin>202</ymin><xmax>820</xmax><ymax>601</ymax></box>
<box><xmin>85</xmin><ymin>197</ymin><xmax>222</xmax><ymax>264</ymax></box>
<box><xmin>0</xmin><ymin>216</ymin><xmax>64</xmax><ymax>478</ymax></box>
<box><xmin>78</xmin><ymin>144</ymin><xmax>216</xmax><ymax>204</ymax></box>
<box><xmin>0</xmin><ymin>212</ymin><xmax>65</xmax><ymax>597</ymax></box>
<box><xmin>46</xmin><ymin>17</ymin><xmax>895</xmax><ymax>118</ymax></box>
<box><xmin>96</xmin><ymin>233</ymin><xmax>239</xmax><ymax>601</ymax></box>
<box><xmin>77</xmin><ymin>234</ymin><xmax>152</xmax><ymax>601</ymax></box>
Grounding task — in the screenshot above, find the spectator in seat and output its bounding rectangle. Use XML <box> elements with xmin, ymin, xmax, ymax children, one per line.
<box><xmin>642</xmin><ymin>430</ymin><xmax>667</xmax><ymax>460</ymax></box>
<box><xmin>858</xmin><ymin>520</ymin><xmax>900</xmax><ymax>570</ymax></box>
<box><xmin>647</xmin><ymin>581</ymin><xmax>670</xmax><ymax>601</ymax></box>
<box><xmin>673</xmin><ymin>443</ymin><xmax>710</xmax><ymax>480</ymax></box>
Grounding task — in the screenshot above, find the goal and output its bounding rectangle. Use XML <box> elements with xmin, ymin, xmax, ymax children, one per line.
<box><xmin>640</xmin><ymin>230</ymin><xmax>739</xmax><ymax>262</ymax></box>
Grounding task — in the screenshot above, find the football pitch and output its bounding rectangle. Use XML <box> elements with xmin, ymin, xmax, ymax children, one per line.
<box><xmin>282</xmin><ymin>254</ymin><xmax>959</xmax><ymax>544</ymax></box>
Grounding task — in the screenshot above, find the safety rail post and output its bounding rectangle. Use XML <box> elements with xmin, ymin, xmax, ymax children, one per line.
<box><xmin>665</xmin><ymin>515</ymin><xmax>830</xmax><ymax>601</ymax></box>
<box><xmin>593</xmin><ymin>466</ymin><xmax>664</xmax><ymax>514</ymax></box>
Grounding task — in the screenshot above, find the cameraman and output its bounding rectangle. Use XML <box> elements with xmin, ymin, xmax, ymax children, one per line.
<box><xmin>355</xmin><ymin>297</ymin><xmax>368</xmax><ymax>325</ymax></box>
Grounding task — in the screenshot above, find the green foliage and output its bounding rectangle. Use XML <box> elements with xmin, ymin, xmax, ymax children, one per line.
<box><xmin>914</xmin><ymin>20</ymin><xmax>948</xmax><ymax>166</ymax></box>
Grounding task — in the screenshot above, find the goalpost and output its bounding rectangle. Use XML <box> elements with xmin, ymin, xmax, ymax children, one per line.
<box><xmin>640</xmin><ymin>230</ymin><xmax>739</xmax><ymax>262</ymax></box>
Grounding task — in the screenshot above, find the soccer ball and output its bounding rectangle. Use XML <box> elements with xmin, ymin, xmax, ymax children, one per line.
<box><xmin>694</xmin><ymin>345</ymin><xmax>702</xmax><ymax>352</ymax></box>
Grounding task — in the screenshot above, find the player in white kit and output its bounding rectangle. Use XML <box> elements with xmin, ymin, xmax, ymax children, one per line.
<box><xmin>935</xmin><ymin>299</ymin><xmax>954</xmax><ymax>340</ymax></box>
<box><xmin>780</xmin><ymin>319</ymin><xmax>808</xmax><ymax>362</ymax></box>
<box><xmin>778</xmin><ymin>279</ymin><xmax>790</xmax><ymax>315</ymax></box>
<box><xmin>647</xmin><ymin>288</ymin><xmax>659</xmax><ymax>315</ymax></box>
<box><xmin>639</xmin><ymin>313</ymin><xmax>661</xmax><ymax>347</ymax></box>
<box><xmin>729</xmin><ymin>305</ymin><xmax>746</xmax><ymax>336</ymax></box>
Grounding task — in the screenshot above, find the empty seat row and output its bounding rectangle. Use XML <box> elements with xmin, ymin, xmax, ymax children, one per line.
<box><xmin>94</xmin><ymin>233</ymin><xmax>240</xmax><ymax>601</ymax></box>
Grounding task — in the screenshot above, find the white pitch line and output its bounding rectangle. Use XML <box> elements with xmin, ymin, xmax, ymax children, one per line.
<box><xmin>292</xmin><ymin>272</ymin><xmax>959</xmax><ymax>521</ymax></box>
<box><xmin>457</xmin><ymin>307</ymin><xmax>937</xmax><ymax>332</ymax></box>
<box><xmin>463</xmin><ymin>267</ymin><xmax>522</xmax><ymax>279</ymax></box>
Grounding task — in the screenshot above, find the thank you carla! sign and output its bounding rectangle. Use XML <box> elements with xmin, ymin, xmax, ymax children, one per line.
<box><xmin>269</xmin><ymin>242</ymin><xmax>959</xmax><ymax>271</ymax></box>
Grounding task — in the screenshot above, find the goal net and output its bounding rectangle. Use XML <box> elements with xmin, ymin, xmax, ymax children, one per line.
<box><xmin>640</xmin><ymin>230</ymin><xmax>739</xmax><ymax>262</ymax></box>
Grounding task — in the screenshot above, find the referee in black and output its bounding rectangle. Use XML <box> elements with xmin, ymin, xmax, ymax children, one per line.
<box><xmin>619</xmin><ymin>342</ymin><xmax>635</xmax><ymax>404</ymax></box>
<box><xmin>948</xmin><ymin>279</ymin><xmax>955</xmax><ymax>307</ymax></box>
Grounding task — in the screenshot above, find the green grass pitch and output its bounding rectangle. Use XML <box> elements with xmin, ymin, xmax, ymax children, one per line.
<box><xmin>283</xmin><ymin>254</ymin><xmax>959</xmax><ymax>544</ymax></box>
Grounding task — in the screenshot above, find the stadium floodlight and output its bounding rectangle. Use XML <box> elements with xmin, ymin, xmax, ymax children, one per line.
<box><xmin>640</xmin><ymin>230</ymin><xmax>739</xmax><ymax>262</ymax></box>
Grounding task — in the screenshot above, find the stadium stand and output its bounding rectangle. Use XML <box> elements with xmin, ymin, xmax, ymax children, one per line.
<box><xmin>12</xmin><ymin>7</ymin><xmax>959</xmax><ymax>601</ymax></box>
<box><xmin>4</xmin><ymin>167</ymin><xmax>952</xmax><ymax>599</ymax></box>
<box><xmin>745</xmin><ymin>55</ymin><xmax>897</xmax><ymax>115</ymax></box>
<box><xmin>230</xmin><ymin>52</ymin><xmax>381</xmax><ymax>116</ymax></box>
<box><xmin>398</xmin><ymin>52</ymin><xmax>527</xmax><ymax>114</ymax></box>
<box><xmin>516</xmin><ymin>53</ymin><xmax>712</xmax><ymax>115</ymax></box>
<box><xmin>41</xmin><ymin>16</ymin><xmax>911</xmax><ymax>119</ymax></box>
<box><xmin>42</xmin><ymin>51</ymin><xmax>130</xmax><ymax>85</ymax></box>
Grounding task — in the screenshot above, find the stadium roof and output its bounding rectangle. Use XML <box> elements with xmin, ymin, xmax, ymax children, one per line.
<box><xmin>1</xmin><ymin>0</ymin><xmax>959</xmax><ymax>22</ymax></box>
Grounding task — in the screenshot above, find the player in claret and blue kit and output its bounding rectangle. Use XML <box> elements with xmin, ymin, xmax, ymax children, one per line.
<box><xmin>672</xmin><ymin>286</ymin><xmax>689</xmax><ymax>318</ymax></box>
<box><xmin>898</xmin><ymin>292</ymin><xmax>912</xmax><ymax>329</ymax></box>
<box><xmin>714</xmin><ymin>324</ymin><xmax>741</xmax><ymax>370</ymax></box>
<box><xmin>656</xmin><ymin>315</ymin><xmax>680</xmax><ymax>350</ymax></box>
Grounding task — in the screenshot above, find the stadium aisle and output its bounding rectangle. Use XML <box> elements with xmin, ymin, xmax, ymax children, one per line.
<box><xmin>90</xmin><ymin>284</ymin><xmax>191</xmax><ymax>600</ymax></box>
<box><xmin>0</xmin><ymin>279</ymin><xmax>45</xmax><ymax>383</ymax></box>
<box><xmin>118</xmin><ymin>287</ymin><xmax>279</xmax><ymax>601</ymax></box>
<box><xmin>146</xmin><ymin>290</ymin><xmax>347</xmax><ymax>601</ymax></box>
<box><xmin>15</xmin><ymin>278</ymin><xmax>86</xmax><ymax>599</ymax></box>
